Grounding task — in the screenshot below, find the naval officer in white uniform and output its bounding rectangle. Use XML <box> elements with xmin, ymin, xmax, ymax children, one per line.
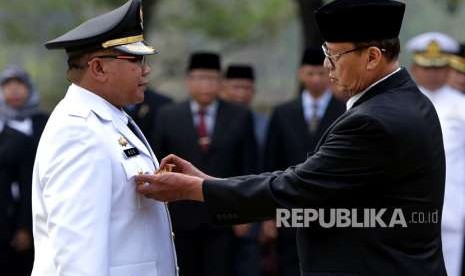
<box><xmin>407</xmin><ymin>32</ymin><xmax>465</xmax><ymax>276</ymax></box>
<box><xmin>31</xmin><ymin>0</ymin><xmax>178</xmax><ymax>275</ymax></box>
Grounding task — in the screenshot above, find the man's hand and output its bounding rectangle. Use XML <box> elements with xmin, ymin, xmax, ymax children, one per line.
<box><xmin>233</xmin><ymin>224</ymin><xmax>253</xmax><ymax>237</ymax></box>
<box><xmin>135</xmin><ymin>172</ymin><xmax>205</xmax><ymax>202</ymax></box>
<box><xmin>11</xmin><ymin>228</ymin><xmax>32</xmax><ymax>252</ymax></box>
<box><xmin>259</xmin><ymin>220</ymin><xmax>278</xmax><ymax>244</ymax></box>
<box><xmin>158</xmin><ymin>154</ymin><xmax>216</xmax><ymax>180</ymax></box>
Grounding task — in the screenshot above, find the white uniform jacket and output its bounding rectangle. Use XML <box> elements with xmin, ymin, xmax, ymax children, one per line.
<box><xmin>421</xmin><ymin>85</ymin><xmax>465</xmax><ymax>276</ymax></box>
<box><xmin>31</xmin><ymin>84</ymin><xmax>178</xmax><ymax>276</ymax></box>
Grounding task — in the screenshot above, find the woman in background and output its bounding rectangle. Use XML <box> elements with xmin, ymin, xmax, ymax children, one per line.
<box><xmin>0</xmin><ymin>65</ymin><xmax>48</xmax><ymax>150</ymax></box>
<box><xmin>0</xmin><ymin>65</ymin><xmax>48</xmax><ymax>276</ymax></box>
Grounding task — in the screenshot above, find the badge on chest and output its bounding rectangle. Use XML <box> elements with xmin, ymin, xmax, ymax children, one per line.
<box><xmin>118</xmin><ymin>136</ymin><xmax>140</xmax><ymax>158</ymax></box>
<box><xmin>124</xmin><ymin>147</ymin><xmax>140</xmax><ymax>158</ymax></box>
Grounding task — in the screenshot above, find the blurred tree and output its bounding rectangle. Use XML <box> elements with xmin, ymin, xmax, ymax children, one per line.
<box><xmin>434</xmin><ymin>0</ymin><xmax>464</xmax><ymax>13</ymax></box>
<box><xmin>0</xmin><ymin>1</ymin><xmax>106</xmax><ymax>44</ymax></box>
<box><xmin>157</xmin><ymin>0</ymin><xmax>294</xmax><ymax>46</ymax></box>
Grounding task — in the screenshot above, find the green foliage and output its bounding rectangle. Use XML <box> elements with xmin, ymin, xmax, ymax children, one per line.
<box><xmin>0</xmin><ymin>0</ymin><xmax>114</xmax><ymax>111</ymax></box>
<box><xmin>0</xmin><ymin>1</ymin><xmax>109</xmax><ymax>44</ymax></box>
<box><xmin>432</xmin><ymin>0</ymin><xmax>464</xmax><ymax>13</ymax></box>
<box><xmin>158</xmin><ymin>0</ymin><xmax>294</xmax><ymax>43</ymax></box>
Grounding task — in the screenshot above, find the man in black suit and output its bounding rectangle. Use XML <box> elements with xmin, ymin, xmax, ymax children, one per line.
<box><xmin>264</xmin><ymin>47</ymin><xmax>345</xmax><ymax>276</ymax></box>
<box><xmin>152</xmin><ymin>52</ymin><xmax>257</xmax><ymax>276</ymax></box>
<box><xmin>0</xmin><ymin>120</ymin><xmax>33</xmax><ymax>275</ymax></box>
<box><xmin>137</xmin><ymin>1</ymin><xmax>447</xmax><ymax>275</ymax></box>
<box><xmin>124</xmin><ymin>87</ymin><xmax>173</xmax><ymax>148</ymax></box>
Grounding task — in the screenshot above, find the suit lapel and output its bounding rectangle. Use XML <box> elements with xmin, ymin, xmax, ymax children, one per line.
<box><xmin>314</xmin><ymin>69</ymin><xmax>410</xmax><ymax>151</ymax></box>
<box><xmin>181</xmin><ymin>101</ymin><xmax>203</xmax><ymax>155</ymax></box>
<box><xmin>292</xmin><ymin>97</ymin><xmax>312</xmax><ymax>142</ymax></box>
<box><xmin>209</xmin><ymin>100</ymin><xmax>227</xmax><ymax>153</ymax></box>
<box><xmin>317</xmin><ymin>96</ymin><xmax>343</xmax><ymax>135</ymax></box>
<box><xmin>313</xmin><ymin>109</ymin><xmax>350</xmax><ymax>151</ymax></box>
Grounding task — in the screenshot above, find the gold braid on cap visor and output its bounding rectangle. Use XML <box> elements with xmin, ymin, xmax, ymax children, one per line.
<box><xmin>101</xmin><ymin>35</ymin><xmax>144</xmax><ymax>48</ymax></box>
<box><xmin>450</xmin><ymin>56</ymin><xmax>465</xmax><ymax>73</ymax></box>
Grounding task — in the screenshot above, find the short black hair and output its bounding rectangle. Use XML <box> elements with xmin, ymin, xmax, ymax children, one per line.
<box><xmin>353</xmin><ymin>37</ymin><xmax>401</xmax><ymax>62</ymax></box>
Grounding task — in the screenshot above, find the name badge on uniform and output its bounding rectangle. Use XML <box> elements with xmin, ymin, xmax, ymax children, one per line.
<box><xmin>124</xmin><ymin>147</ymin><xmax>140</xmax><ymax>158</ymax></box>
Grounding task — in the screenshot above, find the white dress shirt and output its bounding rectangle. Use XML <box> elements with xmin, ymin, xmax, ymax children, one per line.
<box><xmin>301</xmin><ymin>89</ymin><xmax>332</xmax><ymax>124</ymax></box>
<box><xmin>8</xmin><ymin>118</ymin><xmax>33</xmax><ymax>136</ymax></box>
<box><xmin>190</xmin><ymin>100</ymin><xmax>219</xmax><ymax>136</ymax></box>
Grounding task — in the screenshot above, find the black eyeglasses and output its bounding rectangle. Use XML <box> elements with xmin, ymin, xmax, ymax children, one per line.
<box><xmin>321</xmin><ymin>43</ymin><xmax>367</xmax><ymax>68</ymax></box>
<box><xmin>88</xmin><ymin>55</ymin><xmax>146</xmax><ymax>67</ymax></box>
<box><xmin>321</xmin><ymin>43</ymin><xmax>387</xmax><ymax>68</ymax></box>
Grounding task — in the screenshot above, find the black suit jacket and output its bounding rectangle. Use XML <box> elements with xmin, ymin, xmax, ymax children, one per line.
<box><xmin>153</xmin><ymin>99</ymin><xmax>257</xmax><ymax>231</ymax></box>
<box><xmin>265</xmin><ymin>94</ymin><xmax>345</xmax><ymax>171</ymax></box>
<box><xmin>31</xmin><ymin>112</ymin><xmax>49</xmax><ymax>153</ymax></box>
<box><xmin>203</xmin><ymin>69</ymin><xmax>446</xmax><ymax>275</ymax></box>
<box><xmin>0</xmin><ymin>126</ymin><xmax>34</xmax><ymax>244</ymax></box>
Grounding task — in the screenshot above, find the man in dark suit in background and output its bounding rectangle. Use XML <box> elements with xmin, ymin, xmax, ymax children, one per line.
<box><xmin>221</xmin><ymin>64</ymin><xmax>268</xmax><ymax>168</ymax></box>
<box><xmin>137</xmin><ymin>1</ymin><xmax>447</xmax><ymax>275</ymax></box>
<box><xmin>153</xmin><ymin>52</ymin><xmax>257</xmax><ymax>276</ymax></box>
<box><xmin>264</xmin><ymin>46</ymin><xmax>345</xmax><ymax>276</ymax></box>
<box><xmin>220</xmin><ymin>64</ymin><xmax>264</xmax><ymax>276</ymax></box>
<box><xmin>125</xmin><ymin>87</ymin><xmax>173</xmax><ymax>148</ymax></box>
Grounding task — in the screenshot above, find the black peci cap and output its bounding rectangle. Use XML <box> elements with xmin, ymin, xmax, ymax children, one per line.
<box><xmin>187</xmin><ymin>52</ymin><xmax>221</xmax><ymax>72</ymax></box>
<box><xmin>315</xmin><ymin>0</ymin><xmax>405</xmax><ymax>43</ymax></box>
<box><xmin>225</xmin><ymin>65</ymin><xmax>255</xmax><ymax>81</ymax></box>
<box><xmin>45</xmin><ymin>0</ymin><xmax>156</xmax><ymax>56</ymax></box>
<box><xmin>301</xmin><ymin>46</ymin><xmax>325</xmax><ymax>66</ymax></box>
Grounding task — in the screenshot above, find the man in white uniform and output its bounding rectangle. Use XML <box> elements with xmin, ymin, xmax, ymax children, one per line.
<box><xmin>448</xmin><ymin>43</ymin><xmax>465</xmax><ymax>93</ymax></box>
<box><xmin>407</xmin><ymin>32</ymin><xmax>465</xmax><ymax>276</ymax></box>
<box><xmin>31</xmin><ymin>0</ymin><xmax>178</xmax><ymax>275</ymax></box>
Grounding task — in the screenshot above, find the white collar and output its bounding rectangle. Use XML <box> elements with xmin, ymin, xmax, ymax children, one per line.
<box><xmin>301</xmin><ymin>89</ymin><xmax>332</xmax><ymax>107</ymax></box>
<box><xmin>189</xmin><ymin>100</ymin><xmax>219</xmax><ymax>116</ymax></box>
<box><xmin>8</xmin><ymin>118</ymin><xmax>33</xmax><ymax>136</ymax></box>
<box><xmin>66</xmin><ymin>83</ymin><xmax>128</xmax><ymax>124</ymax></box>
<box><xmin>346</xmin><ymin>67</ymin><xmax>401</xmax><ymax>110</ymax></box>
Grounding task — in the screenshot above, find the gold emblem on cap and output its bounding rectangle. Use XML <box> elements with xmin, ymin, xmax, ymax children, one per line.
<box><xmin>424</xmin><ymin>40</ymin><xmax>441</xmax><ymax>58</ymax></box>
<box><xmin>118</xmin><ymin>136</ymin><xmax>128</xmax><ymax>147</ymax></box>
<box><xmin>414</xmin><ymin>40</ymin><xmax>449</xmax><ymax>67</ymax></box>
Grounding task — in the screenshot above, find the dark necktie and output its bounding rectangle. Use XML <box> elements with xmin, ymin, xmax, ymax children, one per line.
<box><xmin>127</xmin><ymin>119</ymin><xmax>144</xmax><ymax>142</ymax></box>
<box><xmin>197</xmin><ymin>110</ymin><xmax>210</xmax><ymax>153</ymax></box>
<box><xmin>309</xmin><ymin>101</ymin><xmax>319</xmax><ymax>134</ymax></box>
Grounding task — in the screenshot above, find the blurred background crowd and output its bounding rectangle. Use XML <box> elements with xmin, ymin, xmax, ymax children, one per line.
<box><xmin>1</xmin><ymin>0</ymin><xmax>465</xmax><ymax>276</ymax></box>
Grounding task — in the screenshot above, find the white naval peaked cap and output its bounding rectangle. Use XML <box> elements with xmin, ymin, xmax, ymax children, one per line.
<box><xmin>406</xmin><ymin>32</ymin><xmax>459</xmax><ymax>53</ymax></box>
<box><xmin>406</xmin><ymin>32</ymin><xmax>459</xmax><ymax>67</ymax></box>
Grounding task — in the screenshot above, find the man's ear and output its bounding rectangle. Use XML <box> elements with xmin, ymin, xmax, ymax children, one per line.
<box><xmin>88</xmin><ymin>58</ymin><xmax>108</xmax><ymax>83</ymax></box>
<box><xmin>366</xmin><ymin>47</ymin><xmax>383</xmax><ymax>70</ymax></box>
